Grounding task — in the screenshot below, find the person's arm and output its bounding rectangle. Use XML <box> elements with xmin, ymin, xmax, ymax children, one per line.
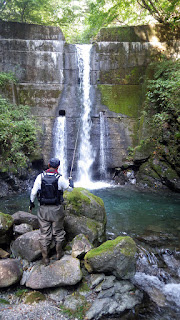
<box><xmin>29</xmin><ymin>174</ymin><xmax>42</xmax><ymax>212</ymax></box>
<box><xmin>58</xmin><ymin>176</ymin><xmax>74</xmax><ymax>191</ymax></box>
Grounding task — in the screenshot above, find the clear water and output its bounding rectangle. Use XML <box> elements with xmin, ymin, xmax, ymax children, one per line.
<box><xmin>91</xmin><ymin>186</ymin><xmax>180</xmax><ymax>239</ymax></box>
<box><xmin>0</xmin><ymin>186</ymin><xmax>180</xmax><ymax>319</ymax></box>
<box><xmin>1</xmin><ymin>186</ymin><xmax>179</xmax><ymax>240</ymax></box>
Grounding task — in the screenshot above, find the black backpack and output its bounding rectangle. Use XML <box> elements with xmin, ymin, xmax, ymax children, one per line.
<box><xmin>38</xmin><ymin>172</ymin><xmax>63</xmax><ymax>205</ymax></box>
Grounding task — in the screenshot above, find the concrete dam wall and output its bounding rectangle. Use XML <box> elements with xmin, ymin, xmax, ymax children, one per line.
<box><xmin>0</xmin><ymin>20</ymin><xmax>179</xmax><ymax>179</ymax></box>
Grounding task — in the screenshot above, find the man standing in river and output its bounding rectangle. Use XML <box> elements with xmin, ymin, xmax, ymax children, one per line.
<box><xmin>29</xmin><ymin>157</ymin><xmax>73</xmax><ymax>265</ymax></box>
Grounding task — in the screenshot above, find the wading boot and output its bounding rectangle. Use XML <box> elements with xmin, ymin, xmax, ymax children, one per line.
<box><xmin>41</xmin><ymin>245</ymin><xmax>50</xmax><ymax>266</ymax></box>
<box><xmin>56</xmin><ymin>242</ymin><xmax>63</xmax><ymax>260</ymax></box>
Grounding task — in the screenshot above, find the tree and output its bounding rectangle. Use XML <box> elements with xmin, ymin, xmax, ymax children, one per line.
<box><xmin>82</xmin><ymin>0</ymin><xmax>179</xmax><ymax>42</ymax></box>
<box><xmin>137</xmin><ymin>0</ymin><xmax>180</xmax><ymax>24</ymax></box>
<box><xmin>0</xmin><ymin>0</ymin><xmax>76</xmax><ymax>26</ymax></box>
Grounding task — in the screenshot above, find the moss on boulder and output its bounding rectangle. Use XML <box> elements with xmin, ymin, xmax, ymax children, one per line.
<box><xmin>84</xmin><ymin>236</ymin><xmax>137</xmax><ymax>279</ymax></box>
<box><xmin>0</xmin><ymin>212</ymin><xmax>14</xmax><ymax>244</ymax></box>
<box><xmin>64</xmin><ymin>188</ymin><xmax>106</xmax><ymax>246</ymax></box>
<box><xmin>64</xmin><ymin>188</ymin><xmax>106</xmax><ymax>223</ymax></box>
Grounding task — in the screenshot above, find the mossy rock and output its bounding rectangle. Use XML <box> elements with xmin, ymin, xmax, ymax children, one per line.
<box><xmin>25</xmin><ymin>291</ymin><xmax>46</xmax><ymax>304</ymax></box>
<box><xmin>64</xmin><ymin>188</ymin><xmax>106</xmax><ymax>224</ymax></box>
<box><xmin>0</xmin><ymin>212</ymin><xmax>14</xmax><ymax>244</ymax></box>
<box><xmin>0</xmin><ymin>212</ymin><xmax>13</xmax><ymax>232</ymax></box>
<box><xmin>64</xmin><ymin>213</ymin><xmax>106</xmax><ymax>246</ymax></box>
<box><xmin>84</xmin><ymin>236</ymin><xmax>136</xmax><ymax>280</ymax></box>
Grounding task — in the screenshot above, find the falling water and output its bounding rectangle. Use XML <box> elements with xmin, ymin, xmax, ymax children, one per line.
<box><xmin>54</xmin><ymin>116</ymin><xmax>67</xmax><ymax>178</ymax></box>
<box><xmin>76</xmin><ymin>44</ymin><xmax>95</xmax><ymax>186</ymax></box>
<box><xmin>99</xmin><ymin>111</ymin><xmax>107</xmax><ymax>178</ymax></box>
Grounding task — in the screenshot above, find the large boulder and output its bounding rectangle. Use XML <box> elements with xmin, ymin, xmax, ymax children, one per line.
<box><xmin>0</xmin><ymin>258</ymin><xmax>23</xmax><ymax>287</ymax></box>
<box><xmin>64</xmin><ymin>188</ymin><xmax>106</xmax><ymax>245</ymax></box>
<box><xmin>84</xmin><ymin>236</ymin><xmax>137</xmax><ymax>279</ymax></box>
<box><xmin>11</xmin><ymin>230</ymin><xmax>43</xmax><ymax>261</ymax></box>
<box><xmin>25</xmin><ymin>255</ymin><xmax>82</xmax><ymax>289</ymax></box>
<box><xmin>0</xmin><ymin>212</ymin><xmax>14</xmax><ymax>244</ymax></box>
<box><xmin>64</xmin><ymin>214</ymin><xmax>105</xmax><ymax>246</ymax></box>
<box><xmin>12</xmin><ymin>211</ymin><xmax>39</xmax><ymax>229</ymax></box>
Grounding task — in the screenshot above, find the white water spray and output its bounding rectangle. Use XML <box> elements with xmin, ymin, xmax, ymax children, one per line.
<box><xmin>99</xmin><ymin>111</ymin><xmax>107</xmax><ymax>178</ymax></box>
<box><xmin>76</xmin><ymin>44</ymin><xmax>95</xmax><ymax>186</ymax></box>
<box><xmin>54</xmin><ymin>116</ymin><xmax>67</xmax><ymax>178</ymax></box>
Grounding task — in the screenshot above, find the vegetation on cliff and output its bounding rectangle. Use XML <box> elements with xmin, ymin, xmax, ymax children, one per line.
<box><xmin>0</xmin><ymin>72</ymin><xmax>41</xmax><ymax>173</ymax></box>
<box><xmin>134</xmin><ymin>57</ymin><xmax>180</xmax><ymax>190</ymax></box>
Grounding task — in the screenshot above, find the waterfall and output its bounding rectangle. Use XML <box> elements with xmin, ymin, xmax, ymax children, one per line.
<box><xmin>76</xmin><ymin>44</ymin><xmax>95</xmax><ymax>185</ymax></box>
<box><xmin>99</xmin><ymin>111</ymin><xmax>107</xmax><ymax>179</ymax></box>
<box><xmin>54</xmin><ymin>115</ymin><xmax>67</xmax><ymax>178</ymax></box>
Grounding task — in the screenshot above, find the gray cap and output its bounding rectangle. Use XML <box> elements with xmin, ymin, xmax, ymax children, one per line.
<box><xmin>49</xmin><ymin>158</ymin><xmax>60</xmax><ymax>168</ymax></box>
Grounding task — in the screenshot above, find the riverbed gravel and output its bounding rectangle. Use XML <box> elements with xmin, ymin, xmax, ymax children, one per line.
<box><xmin>0</xmin><ymin>300</ymin><xmax>75</xmax><ymax>320</ymax></box>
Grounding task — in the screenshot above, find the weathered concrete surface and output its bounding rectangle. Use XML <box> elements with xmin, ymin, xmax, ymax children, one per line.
<box><xmin>0</xmin><ymin>20</ymin><xmax>65</xmax><ymax>164</ymax></box>
<box><xmin>1</xmin><ymin>21</ymin><xmax>179</xmax><ymax>172</ymax></box>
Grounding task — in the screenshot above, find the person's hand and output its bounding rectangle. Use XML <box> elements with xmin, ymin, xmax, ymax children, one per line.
<box><xmin>29</xmin><ymin>201</ymin><xmax>35</xmax><ymax>213</ymax></box>
<box><xmin>68</xmin><ymin>177</ymin><xmax>74</xmax><ymax>188</ymax></box>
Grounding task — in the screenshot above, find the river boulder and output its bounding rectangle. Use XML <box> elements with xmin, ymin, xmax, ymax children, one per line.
<box><xmin>84</xmin><ymin>236</ymin><xmax>137</xmax><ymax>279</ymax></box>
<box><xmin>0</xmin><ymin>212</ymin><xmax>14</xmax><ymax>244</ymax></box>
<box><xmin>12</xmin><ymin>211</ymin><xmax>39</xmax><ymax>229</ymax></box>
<box><xmin>64</xmin><ymin>188</ymin><xmax>106</xmax><ymax>246</ymax></box>
<box><xmin>11</xmin><ymin>230</ymin><xmax>44</xmax><ymax>261</ymax></box>
<box><xmin>0</xmin><ymin>258</ymin><xmax>23</xmax><ymax>287</ymax></box>
<box><xmin>25</xmin><ymin>255</ymin><xmax>82</xmax><ymax>289</ymax></box>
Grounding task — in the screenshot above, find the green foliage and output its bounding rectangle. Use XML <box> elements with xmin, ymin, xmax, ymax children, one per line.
<box><xmin>0</xmin><ymin>72</ymin><xmax>41</xmax><ymax>172</ymax></box>
<box><xmin>0</xmin><ymin>298</ymin><xmax>10</xmax><ymax>304</ymax></box>
<box><xmin>1</xmin><ymin>0</ymin><xmax>179</xmax><ymax>43</ymax></box>
<box><xmin>142</xmin><ymin>58</ymin><xmax>180</xmax><ymax>170</ymax></box>
<box><xmin>0</xmin><ymin>72</ymin><xmax>16</xmax><ymax>87</ymax></box>
<box><xmin>25</xmin><ymin>291</ymin><xmax>46</xmax><ymax>304</ymax></box>
<box><xmin>137</xmin><ymin>0</ymin><xmax>180</xmax><ymax>25</ymax></box>
<box><xmin>59</xmin><ymin>300</ymin><xmax>90</xmax><ymax>320</ymax></box>
<box><xmin>15</xmin><ymin>288</ymin><xmax>29</xmax><ymax>298</ymax></box>
<box><xmin>0</xmin><ymin>0</ymin><xmax>76</xmax><ymax>26</ymax></box>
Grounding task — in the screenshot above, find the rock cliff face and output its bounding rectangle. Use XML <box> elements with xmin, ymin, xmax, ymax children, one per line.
<box><xmin>0</xmin><ymin>20</ymin><xmax>179</xmax><ymax>177</ymax></box>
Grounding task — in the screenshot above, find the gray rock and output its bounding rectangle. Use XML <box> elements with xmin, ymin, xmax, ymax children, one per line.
<box><xmin>85</xmin><ymin>236</ymin><xmax>137</xmax><ymax>279</ymax></box>
<box><xmin>25</xmin><ymin>255</ymin><xmax>82</xmax><ymax>289</ymax></box>
<box><xmin>86</xmin><ymin>298</ymin><xmax>112</xmax><ymax>320</ymax></box>
<box><xmin>12</xmin><ymin>211</ymin><xmax>39</xmax><ymax>229</ymax></box>
<box><xmin>13</xmin><ymin>223</ymin><xmax>33</xmax><ymax>235</ymax></box>
<box><xmin>11</xmin><ymin>230</ymin><xmax>42</xmax><ymax>261</ymax></box>
<box><xmin>90</xmin><ymin>273</ymin><xmax>105</xmax><ymax>289</ymax></box>
<box><xmin>86</xmin><ymin>277</ymin><xmax>143</xmax><ymax>319</ymax></box>
<box><xmin>101</xmin><ymin>275</ymin><xmax>116</xmax><ymax>290</ymax></box>
<box><xmin>64</xmin><ymin>214</ymin><xmax>106</xmax><ymax>246</ymax></box>
<box><xmin>71</xmin><ymin>233</ymin><xmax>93</xmax><ymax>258</ymax></box>
<box><xmin>0</xmin><ymin>259</ymin><xmax>23</xmax><ymax>287</ymax></box>
<box><xmin>63</xmin><ymin>294</ymin><xmax>86</xmax><ymax>311</ymax></box>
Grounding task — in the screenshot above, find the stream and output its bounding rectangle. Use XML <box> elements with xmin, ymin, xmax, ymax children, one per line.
<box><xmin>0</xmin><ymin>185</ymin><xmax>180</xmax><ymax>319</ymax></box>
